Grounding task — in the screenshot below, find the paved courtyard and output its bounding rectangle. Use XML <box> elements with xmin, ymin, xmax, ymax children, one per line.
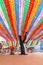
<box><xmin>0</xmin><ymin>52</ymin><xmax>43</xmax><ymax>65</ymax></box>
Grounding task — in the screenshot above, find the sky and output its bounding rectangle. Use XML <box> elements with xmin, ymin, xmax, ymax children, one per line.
<box><xmin>0</xmin><ymin>36</ymin><xmax>6</xmax><ymax>42</ymax></box>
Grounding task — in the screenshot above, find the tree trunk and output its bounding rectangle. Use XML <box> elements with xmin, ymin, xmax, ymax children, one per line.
<box><xmin>19</xmin><ymin>35</ymin><xmax>26</xmax><ymax>55</ymax></box>
<box><xmin>10</xmin><ymin>47</ymin><xmax>14</xmax><ymax>55</ymax></box>
<box><xmin>20</xmin><ymin>43</ymin><xmax>25</xmax><ymax>55</ymax></box>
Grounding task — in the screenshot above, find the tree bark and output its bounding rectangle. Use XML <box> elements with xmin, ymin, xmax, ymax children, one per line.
<box><xmin>10</xmin><ymin>47</ymin><xmax>14</xmax><ymax>55</ymax></box>
<box><xmin>19</xmin><ymin>34</ymin><xmax>27</xmax><ymax>55</ymax></box>
<box><xmin>20</xmin><ymin>43</ymin><xmax>25</xmax><ymax>55</ymax></box>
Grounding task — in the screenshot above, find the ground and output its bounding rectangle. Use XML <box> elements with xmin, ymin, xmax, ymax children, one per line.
<box><xmin>0</xmin><ymin>52</ymin><xmax>43</xmax><ymax>65</ymax></box>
